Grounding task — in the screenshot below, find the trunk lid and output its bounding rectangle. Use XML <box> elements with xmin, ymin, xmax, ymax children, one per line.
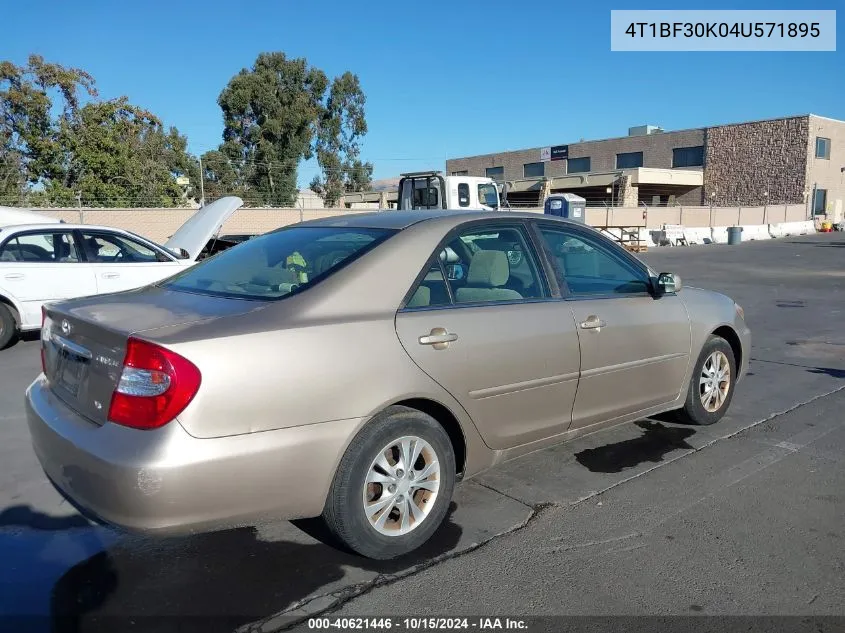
<box><xmin>163</xmin><ymin>196</ymin><xmax>243</xmax><ymax>261</ymax></box>
<box><xmin>42</xmin><ymin>285</ymin><xmax>265</xmax><ymax>425</ymax></box>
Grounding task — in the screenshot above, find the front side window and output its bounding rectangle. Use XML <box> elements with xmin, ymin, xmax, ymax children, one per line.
<box><xmin>405</xmin><ymin>224</ymin><xmax>546</xmax><ymax>308</ymax></box>
<box><xmin>616</xmin><ymin>151</ymin><xmax>643</xmax><ymax>169</ymax></box>
<box><xmin>163</xmin><ymin>226</ymin><xmax>394</xmax><ymax>300</ymax></box>
<box><xmin>537</xmin><ymin>226</ymin><xmax>650</xmax><ymax>296</ymax></box>
<box><xmin>451</xmin><ymin>170</ymin><xmax>468</xmax><ymax>176</ymax></box>
<box><xmin>81</xmin><ymin>232</ymin><xmax>166</xmax><ymax>263</ymax></box>
<box><xmin>523</xmin><ymin>162</ymin><xmax>545</xmax><ymax>178</ymax></box>
<box><xmin>477</xmin><ymin>183</ymin><xmax>499</xmax><ymax>208</ymax></box>
<box><xmin>0</xmin><ymin>231</ymin><xmax>80</xmax><ymax>263</ymax></box>
<box><xmin>816</xmin><ymin>137</ymin><xmax>831</xmax><ymax>159</ymax></box>
<box><xmin>457</xmin><ymin>183</ymin><xmax>470</xmax><ymax>207</ymax></box>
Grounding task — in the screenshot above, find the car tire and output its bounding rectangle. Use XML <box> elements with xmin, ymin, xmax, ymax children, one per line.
<box><xmin>321</xmin><ymin>405</ymin><xmax>456</xmax><ymax>560</ymax></box>
<box><xmin>674</xmin><ymin>335</ymin><xmax>736</xmax><ymax>426</ymax></box>
<box><xmin>0</xmin><ymin>304</ymin><xmax>17</xmax><ymax>350</ymax></box>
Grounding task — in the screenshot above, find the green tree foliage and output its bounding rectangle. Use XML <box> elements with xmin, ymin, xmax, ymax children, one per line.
<box><xmin>1</xmin><ymin>55</ymin><xmax>197</xmax><ymax>207</ymax></box>
<box><xmin>210</xmin><ymin>53</ymin><xmax>371</xmax><ymax>207</ymax></box>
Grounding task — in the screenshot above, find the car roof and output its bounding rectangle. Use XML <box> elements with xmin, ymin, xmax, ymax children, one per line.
<box><xmin>298</xmin><ymin>209</ymin><xmax>558</xmax><ymax>231</ymax></box>
<box><xmin>0</xmin><ymin>223</ymin><xmax>138</xmax><ymax>234</ymax></box>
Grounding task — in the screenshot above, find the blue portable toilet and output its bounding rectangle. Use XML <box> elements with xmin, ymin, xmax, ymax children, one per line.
<box><xmin>544</xmin><ymin>193</ymin><xmax>586</xmax><ymax>223</ymax></box>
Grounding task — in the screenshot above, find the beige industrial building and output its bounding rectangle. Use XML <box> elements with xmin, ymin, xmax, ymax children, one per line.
<box><xmin>445</xmin><ymin>114</ymin><xmax>844</xmax><ymax>218</ymax></box>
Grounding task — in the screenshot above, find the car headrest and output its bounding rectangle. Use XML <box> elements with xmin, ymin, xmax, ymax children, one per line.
<box><xmin>439</xmin><ymin>247</ymin><xmax>459</xmax><ymax>263</ymax></box>
<box><xmin>466</xmin><ymin>250</ymin><xmax>509</xmax><ymax>288</ymax></box>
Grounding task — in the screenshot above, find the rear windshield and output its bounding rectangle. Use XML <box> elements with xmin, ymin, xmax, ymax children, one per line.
<box><xmin>162</xmin><ymin>226</ymin><xmax>395</xmax><ymax>300</ymax></box>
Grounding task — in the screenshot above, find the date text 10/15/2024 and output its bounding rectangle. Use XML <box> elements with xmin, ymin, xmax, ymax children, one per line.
<box><xmin>308</xmin><ymin>617</ymin><xmax>528</xmax><ymax>630</ymax></box>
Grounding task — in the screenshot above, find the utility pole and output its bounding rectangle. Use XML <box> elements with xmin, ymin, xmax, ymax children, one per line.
<box><xmin>76</xmin><ymin>190</ymin><xmax>83</xmax><ymax>224</ymax></box>
<box><xmin>198</xmin><ymin>156</ymin><xmax>206</xmax><ymax>207</ymax></box>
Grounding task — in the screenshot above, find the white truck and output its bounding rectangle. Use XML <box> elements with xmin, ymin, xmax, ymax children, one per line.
<box><xmin>397</xmin><ymin>171</ymin><xmax>504</xmax><ymax>211</ymax></box>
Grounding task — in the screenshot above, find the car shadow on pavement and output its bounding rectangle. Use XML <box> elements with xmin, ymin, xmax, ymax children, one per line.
<box><xmin>48</xmin><ymin>504</ymin><xmax>462</xmax><ymax>633</ymax></box>
<box><xmin>574</xmin><ymin>420</ymin><xmax>696</xmax><ymax>474</ymax></box>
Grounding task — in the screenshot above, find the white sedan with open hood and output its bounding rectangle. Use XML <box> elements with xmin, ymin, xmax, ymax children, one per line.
<box><xmin>0</xmin><ymin>197</ymin><xmax>243</xmax><ymax>348</ymax></box>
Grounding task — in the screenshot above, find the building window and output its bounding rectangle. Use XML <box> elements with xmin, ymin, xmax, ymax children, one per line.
<box><xmin>616</xmin><ymin>151</ymin><xmax>643</xmax><ymax>169</ymax></box>
<box><xmin>567</xmin><ymin>157</ymin><xmax>590</xmax><ymax>173</ymax></box>
<box><xmin>813</xmin><ymin>188</ymin><xmax>827</xmax><ymax>215</ymax></box>
<box><xmin>523</xmin><ymin>162</ymin><xmax>544</xmax><ymax>178</ymax></box>
<box><xmin>815</xmin><ymin>137</ymin><xmax>831</xmax><ymax>159</ymax></box>
<box><xmin>486</xmin><ymin>166</ymin><xmax>504</xmax><ymax>181</ymax></box>
<box><xmin>457</xmin><ymin>183</ymin><xmax>470</xmax><ymax>207</ymax></box>
<box><xmin>672</xmin><ymin>146</ymin><xmax>704</xmax><ymax>168</ymax></box>
<box><xmin>451</xmin><ymin>170</ymin><xmax>468</xmax><ymax>176</ymax></box>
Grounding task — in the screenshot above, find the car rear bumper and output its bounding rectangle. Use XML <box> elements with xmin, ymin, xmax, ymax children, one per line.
<box><xmin>25</xmin><ymin>375</ymin><xmax>364</xmax><ymax>535</ymax></box>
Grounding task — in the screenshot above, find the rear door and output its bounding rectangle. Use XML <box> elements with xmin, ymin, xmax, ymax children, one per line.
<box><xmin>395</xmin><ymin>220</ymin><xmax>581</xmax><ymax>450</ymax></box>
<box><xmin>534</xmin><ymin>223</ymin><xmax>690</xmax><ymax>430</ymax></box>
<box><xmin>0</xmin><ymin>229</ymin><xmax>97</xmax><ymax>328</ymax></box>
<box><xmin>78</xmin><ymin>230</ymin><xmax>183</xmax><ymax>294</ymax></box>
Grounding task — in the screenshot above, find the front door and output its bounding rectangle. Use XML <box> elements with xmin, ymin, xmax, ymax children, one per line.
<box><xmin>0</xmin><ymin>229</ymin><xmax>96</xmax><ymax>328</ymax></box>
<box><xmin>395</xmin><ymin>222</ymin><xmax>581</xmax><ymax>450</ymax></box>
<box><xmin>534</xmin><ymin>223</ymin><xmax>690</xmax><ymax>430</ymax></box>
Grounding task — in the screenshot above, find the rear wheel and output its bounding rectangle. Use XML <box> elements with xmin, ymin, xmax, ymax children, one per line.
<box><xmin>0</xmin><ymin>304</ymin><xmax>16</xmax><ymax>350</ymax></box>
<box><xmin>321</xmin><ymin>406</ymin><xmax>456</xmax><ymax>560</ymax></box>
<box><xmin>674</xmin><ymin>335</ymin><xmax>736</xmax><ymax>426</ymax></box>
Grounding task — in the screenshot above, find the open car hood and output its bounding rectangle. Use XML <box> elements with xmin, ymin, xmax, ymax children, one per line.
<box><xmin>0</xmin><ymin>206</ymin><xmax>59</xmax><ymax>227</ymax></box>
<box><xmin>163</xmin><ymin>196</ymin><xmax>243</xmax><ymax>261</ymax></box>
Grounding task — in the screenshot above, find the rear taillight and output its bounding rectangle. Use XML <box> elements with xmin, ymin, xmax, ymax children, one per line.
<box><xmin>40</xmin><ymin>306</ymin><xmax>47</xmax><ymax>375</ymax></box>
<box><xmin>108</xmin><ymin>337</ymin><xmax>201</xmax><ymax>430</ymax></box>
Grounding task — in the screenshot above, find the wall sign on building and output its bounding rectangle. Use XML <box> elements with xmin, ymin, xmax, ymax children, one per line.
<box><xmin>540</xmin><ymin>147</ymin><xmax>551</xmax><ymax>162</ymax></box>
<box><xmin>550</xmin><ymin>145</ymin><xmax>569</xmax><ymax>161</ymax></box>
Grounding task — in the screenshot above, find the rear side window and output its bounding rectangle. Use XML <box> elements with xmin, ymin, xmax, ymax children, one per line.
<box><xmin>457</xmin><ymin>183</ymin><xmax>470</xmax><ymax>207</ymax></box>
<box><xmin>0</xmin><ymin>231</ymin><xmax>80</xmax><ymax>262</ymax></box>
<box><xmin>163</xmin><ymin>226</ymin><xmax>394</xmax><ymax>300</ymax></box>
<box><xmin>404</xmin><ymin>224</ymin><xmax>547</xmax><ymax>309</ymax></box>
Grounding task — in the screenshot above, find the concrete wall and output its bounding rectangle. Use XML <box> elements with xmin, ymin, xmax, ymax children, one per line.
<box><xmin>23</xmin><ymin>203</ymin><xmax>809</xmax><ymax>245</ymax></box>
<box><xmin>806</xmin><ymin>115</ymin><xmax>845</xmax><ymax>222</ymax></box>
<box><xmin>27</xmin><ymin>208</ymin><xmax>370</xmax><ymax>243</ymax></box>
<box><xmin>445</xmin><ymin>128</ymin><xmax>706</xmax><ymax>183</ymax></box>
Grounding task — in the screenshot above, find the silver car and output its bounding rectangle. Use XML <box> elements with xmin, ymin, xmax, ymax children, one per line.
<box><xmin>26</xmin><ymin>210</ymin><xmax>750</xmax><ymax>559</ymax></box>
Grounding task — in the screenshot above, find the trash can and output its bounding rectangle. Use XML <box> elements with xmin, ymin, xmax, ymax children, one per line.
<box><xmin>727</xmin><ymin>226</ymin><xmax>743</xmax><ymax>245</ymax></box>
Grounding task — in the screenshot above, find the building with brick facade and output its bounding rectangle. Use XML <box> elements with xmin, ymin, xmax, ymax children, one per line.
<box><xmin>444</xmin><ymin>114</ymin><xmax>844</xmax><ymax>219</ymax></box>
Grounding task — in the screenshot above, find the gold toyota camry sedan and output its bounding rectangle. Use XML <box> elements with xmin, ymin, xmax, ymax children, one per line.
<box><xmin>26</xmin><ymin>209</ymin><xmax>750</xmax><ymax>559</ymax></box>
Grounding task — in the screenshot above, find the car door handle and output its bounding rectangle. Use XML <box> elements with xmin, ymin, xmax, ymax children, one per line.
<box><xmin>3</xmin><ymin>273</ymin><xmax>24</xmax><ymax>280</ymax></box>
<box><xmin>419</xmin><ymin>327</ymin><xmax>458</xmax><ymax>349</ymax></box>
<box><xmin>101</xmin><ymin>272</ymin><xmax>120</xmax><ymax>279</ymax></box>
<box><xmin>580</xmin><ymin>315</ymin><xmax>606</xmax><ymax>330</ymax></box>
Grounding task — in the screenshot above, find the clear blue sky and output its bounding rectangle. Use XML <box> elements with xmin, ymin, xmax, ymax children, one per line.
<box><xmin>4</xmin><ymin>0</ymin><xmax>842</xmax><ymax>185</ymax></box>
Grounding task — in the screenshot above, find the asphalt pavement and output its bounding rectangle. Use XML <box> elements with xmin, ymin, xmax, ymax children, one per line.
<box><xmin>0</xmin><ymin>233</ymin><xmax>843</xmax><ymax>633</ymax></box>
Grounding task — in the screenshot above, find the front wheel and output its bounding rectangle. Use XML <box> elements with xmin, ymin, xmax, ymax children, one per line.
<box><xmin>321</xmin><ymin>406</ymin><xmax>456</xmax><ymax>560</ymax></box>
<box><xmin>674</xmin><ymin>335</ymin><xmax>736</xmax><ymax>426</ymax></box>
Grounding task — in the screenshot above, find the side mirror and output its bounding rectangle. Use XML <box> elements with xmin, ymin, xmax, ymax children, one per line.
<box><xmin>655</xmin><ymin>272</ymin><xmax>682</xmax><ymax>295</ymax></box>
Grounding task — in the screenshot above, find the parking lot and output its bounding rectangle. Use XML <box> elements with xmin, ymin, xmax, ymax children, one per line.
<box><xmin>1</xmin><ymin>233</ymin><xmax>844</xmax><ymax>632</ymax></box>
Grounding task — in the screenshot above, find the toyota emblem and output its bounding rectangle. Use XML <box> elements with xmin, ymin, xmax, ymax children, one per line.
<box><xmin>61</xmin><ymin>319</ymin><xmax>71</xmax><ymax>335</ymax></box>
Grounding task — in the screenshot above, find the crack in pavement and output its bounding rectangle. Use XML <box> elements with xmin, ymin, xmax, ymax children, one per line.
<box><xmin>240</xmin><ymin>382</ymin><xmax>845</xmax><ymax>633</ymax></box>
<box><xmin>237</xmin><ymin>505</ymin><xmax>545</xmax><ymax>633</ymax></box>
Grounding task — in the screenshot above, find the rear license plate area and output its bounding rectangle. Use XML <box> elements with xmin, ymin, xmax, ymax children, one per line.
<box><xmin>55</xmin><ymin>347</ymin><xmax>89</xmax><ymax>397</ymax></box>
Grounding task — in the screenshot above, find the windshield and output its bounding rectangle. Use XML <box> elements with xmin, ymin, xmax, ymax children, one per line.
<box><xmin>478</xmin><ymin>183</ymin><xmax>499</xmax><ymax>208</ymax></box>
<box><xmin>162</xmin><ymin>226</ymin><xmax>395</xmax><ymax>300</ymax></box>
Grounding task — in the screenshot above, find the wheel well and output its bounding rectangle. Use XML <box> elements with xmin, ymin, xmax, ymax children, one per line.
<box><xmin>394</xmin><ymin>398</ymin><xmax>467</xmax><ymax>476</ymax></box>
<box><xmin>0</xmin><ymin>295</ymin><xmax>19</xmax><ymax>327</ymax></box>
<box><xmin>712</xmin><ymin>325</ymin><xmax>742</xmax><ymax>370</ymax></box>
